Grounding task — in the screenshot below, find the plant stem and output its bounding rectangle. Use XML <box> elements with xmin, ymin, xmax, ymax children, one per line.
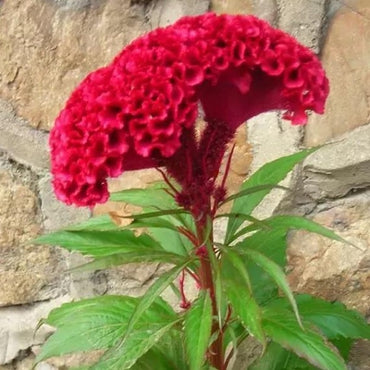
<box><xmin>196</xmin><ymin>219</ymin><xmax>225</xmax><ymax>370</ymax></box>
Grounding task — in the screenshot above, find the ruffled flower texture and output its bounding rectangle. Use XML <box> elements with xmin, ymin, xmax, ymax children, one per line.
<box><xmin>50</xmin><ymin>13</ymin><xmax>328</xmax><ymax>207</ymax></box>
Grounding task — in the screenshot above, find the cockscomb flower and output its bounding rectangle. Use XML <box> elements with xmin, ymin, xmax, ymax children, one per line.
<box><xmin>50</xmin><ymin>13</ymin><xmax>329</xmax><ymax>207</ymax></box>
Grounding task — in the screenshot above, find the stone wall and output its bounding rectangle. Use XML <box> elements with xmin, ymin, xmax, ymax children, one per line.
<box><xmin>0</xmin><ymin>0</ymin><xmax>369</xmax><ymax>369</ymax></box>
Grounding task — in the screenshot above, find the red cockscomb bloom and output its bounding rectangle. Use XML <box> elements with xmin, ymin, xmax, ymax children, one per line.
<box><xmin>50</xmin><ymin>13</ymin><xmax>329</xmax><ymax>207</ymax></box>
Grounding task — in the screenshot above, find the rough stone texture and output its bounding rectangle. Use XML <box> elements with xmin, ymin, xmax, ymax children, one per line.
<box><xmin>0</xmin><ymin>100</ymin><xmax>49</xmax><ymax>171</ymax></box>
<box><xmin>288</xmin><ymin>191</ymin><xmax>370</xmax><ymax>316</ymax></box>
<box><xmin>0</xmin><ymin>0</ymin><xmax>149</xmax><ymax>130</ymax></box>
<box><xmin>1</xmin><ymin>0</ymin><xmax>369</xmax><ymax>368</ymax></box>
<box><xmin>212</xmin><ymin>0</ymin><xmax>276</xmax><ymax>23</ymax></box>
<box><xmin>39</xmin><ymin>175</ymin><xmax>91</xmax><ymax>232</ymax></box>
<box><xmin>305</xmin><ymin>0</ymin><xmax>370</xmax><ymax>146</ymax></box>
<box><xmin>303</xmin><ymin>124</ymin><xmax>370</xmax><ymax>201</ymax></box>
<box><xmin>149</xmin><ymin>0</ymin><xmax>210</xmax><ymax>27</ymax></box>
<box><xmin>277</xmin><ymin>0</ymin><xmax>327</xmax><ymax>52</ymax></box>
<box><xmin>211</xmin><ymin>0</ymin><xmax>253</xmax><ymax>14</ymax></box>
<box><xmin>0</xmin><ymin>296</ymin><xmax>70</xmax><ymax>364</ymax></box>
<box><xmin>246</xmin><ymin>112</ymin><xmax>303</xmax><ymax>218</ymax></box>
<box><xmin>253</xmin><ymin>0</ymin><xmax>277</xmax><ymax>24</ymax></box>
<box><xmin>0</xmin><ymin>170</ymin><xmax>64</xmax><ymax>307</ymax></box>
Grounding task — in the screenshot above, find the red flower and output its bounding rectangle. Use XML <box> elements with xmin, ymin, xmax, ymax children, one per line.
<box><xmin>50</xmin><ymin>13</ymin><xmax>328</xmax><ymax>207</ymax></box>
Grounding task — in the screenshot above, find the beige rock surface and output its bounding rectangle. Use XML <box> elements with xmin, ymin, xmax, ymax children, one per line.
<box><xmin>0</xmin><ymin>0</ymin><xmax>148</xmax><ymax>130</ymax></box>
<box><xmin>211</xmin><ymin>0</ymin><xmax>253</xmax><ymax>14</ymax></box>
<box><xmin>0</xmin><ymin>171</ymin><xmax>63</xmax><ymax>306</ymax></box>
<box><xmin>305</xmin><ymin>0</ymin><xmax>370</xmax><ymax>146</ymax></box>
<box><xmin>288</xmin><ymin>192</ymin><xmax>370</xmax><ymax>316</ymax></box>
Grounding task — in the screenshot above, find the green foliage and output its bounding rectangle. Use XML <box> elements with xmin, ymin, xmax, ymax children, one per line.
<box><xmin>249</xmin><ymin>342</ymin><xmax>318</xmax><ymax>370</ymax></box>
<box><xmin>221</xmin><ymin>249</ymin><xmax>266</xmax><ymax>346</ymax></box>
<box><xmin>36</xmin><ymin>148</ymin><xmax>370</xmax><ymax>370</ymax></box>
<box><xmin>268</xmin><ymin>294</ymin><xmax>370</xmax><ymax>360</ymax></box>
<box><xmin>91</xmin><ymin>320</ymin><xmax>180</xmax><ymax>369</ymax></box>
<box><xmin>225</xmin><ymin>147</ymin><xmax>318</xmax><ymax>243</ymax></box>
<box><xmin>33</xmin><ymin>229</ymin><xmax>162</xmax><ymax>257</ymax></box>
<box><xmin>184</xmin><ymin>291</ymin><xmax>213</xmax><ymax>370</ymax></box>
<box><xmin>111</xmin><ymin>183</ymin><xmax>196</xmax><ymax>256</ymax></box>
<box><xmin>36</xmin><ymin>296</ymin><xmax>176</xmax><ymax>363</ymax></box>
<box><xmin>261</xmin><ymin>309</ymin><xmax>347</xmax><ymax>370</ymax></box>
<box><xmin>231</xmin><ymin>214</ymin><xmax>349</xmax><ymax>245</ymax></box>
<box><xmin>239</xmin><ymin>248</ymin><xmax>302</xmax><ymax>326</ymax></box>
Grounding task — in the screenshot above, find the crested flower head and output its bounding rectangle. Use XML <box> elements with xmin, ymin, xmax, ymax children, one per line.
<box><xmin>50</xmin><ymin>13</ymin><xmax>329</xmax><ymax>207</ymax></box>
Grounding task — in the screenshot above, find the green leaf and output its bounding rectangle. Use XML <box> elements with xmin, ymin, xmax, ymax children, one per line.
<box><xmin>109</xmin><ymin>183</ymin><xmax>196</xmax><ymax>257</ymax></box>
<box><xmin>262</xmin><ymin>309</ymin><xmax>346</xmax><ymax>370</ymax></box>
<box><xmin>233</xmin><ymin>215</ymin><xmax>348</xmax><ymax>245</ymax></box>
<box><xmin>36</xmin><ymin>295</ymin><xmax>176</xmax><ymax>363</ymax></box>
<box><xmin>122</xmin><ymin>260</ymin><xmax>191</xmax><ymax>345</ymax></box>
<box><xmin>236</xmin><ymin>227</ymin><xmax>288</xmax><ymax>266</ymax></box>
<box><xmin>120</xmin><ymin>208</ymin><xmax>189</xmax><ymax>220</ymax></box>
<box><xmin>226</xmin><ymin>147</ymin><xmax>318</xmax><ymax>243</ymax></box>
<box><xmin>64</xmin><ymin>214</ymin><xmax>119</xmax><ymax>231</ymax></box>
<box><xmin>131</xmin><ymin>327</ymin><xmax>188</xmax><ymax>370</ymax></box>
<box><xmin>91</xmin><ymin>319</ymin><xmax>180</xmax><ymax>370</ymax></box>
<box><xmin>184</xmin><ymin>291</ymin><xmax>213</xmax><ymax>370</ymax></box>
<box><xmin>222</xmin><ymin>184</ymin><xmax>289</xmax><ymax>204</ymax></box>
<box><xmin>148</xmin><ymin>226</ymin><xmax>191</xmax><ymax>257</ymax></box>
<box><xmin>33</xmin><ymin>229</ymin><xmax>162</xmax><ymax>257</ymax></box>
<box><xmin>235</xmin><ymin>229</ymin><xmax>288</xmax><ymax>305</ymax></box>
<box><xmin>131</xmin><ymin>348</ymin><xmax>179</xmax><ymax>370</ymax></box>
<box><xmin>215</xmin><ymin>213</ymin><xmax>270</xmax><ymax>232</ymax></box>
<box><xmin>221</xmin><ymin>249</ymin><xmax>266</xmax><ymax>346</ymax></box>
<box><xmin>110</xmin><ymin>185</ymin><xmax>176</xmax><ymax>209</ymax></box>
<box><xmin>250</xmin><ymin>342</ymin><xmax>318</xmax><ymax>370</ymax></box>
<box><xmin>126</xmin><ymin>217</ymin><xmax>181</xmax><ymax>232</ymax></box>
<box><xmin>240</xmin><ymin>248</ymin><xmax>302</xmax><ymax>327</ymax></box>
<box><xmin>270</xmin><ymin>294</ymin><xmax>370</xmax><ymax>341</ymax></box>
<box><xmin>70</xmin><ymin>250</ymin><xmax>188</xmax><ymax>273</ymax></box>
<box><xmin>330</xmin><ymin>337</ymin><xmax>354</xmax><ymax>361</ymax></box>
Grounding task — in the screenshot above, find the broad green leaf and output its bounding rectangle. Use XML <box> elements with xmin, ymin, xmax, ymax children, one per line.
<box><xmin>235</xmin><ymin>229</ymin><xmax>288</xmax><ymax>305</ymax></box>
<box><xmin>70</xmin><ymin>250</ymin><xmax>188</xmax><ymax>273</ymax></box>
<box><xmin>65</xmin><ymin>214</ymin><xmax>119</xmax><ymax>231</ymax></box>
<box><xmin>131</xmin><ymin>326</ymin><xmax>188</xmax><ymax>370</ymax></box>
<box><xmin>91</xmin><ymin>319</ymin><xmax>180</xmax><ymax>370</ymax></box>
<box><xmin>110</xmin><ymin>183</ymin><xmax>195</xmax><ymax>256</ymax></box>
<box><xmin>36</xmin><ymin>296</ymin><xmax>176</xmax><ymax>363</ymax></box>
<box><xmin>221</xmin><ymin>249</ymin><xmax>266</xmax><ymax>346</ymax></box>
<box><xmin>33</xmin><ymin>229</ymin><xmax>161</xmax><ymax>257</ymax></box>
<box><xmin>237</xmin><ymin>227</ymin><xmax>288</xmax><ymax>266</ymax></box>
<box><xmin>240</xmin><ymin>248</ymin><xmax>302</xmax><ymax>327</ymax></box>
<box><xmin>262</xmin><ymin>309</ymin><xmax>346</xmax><ymax>370</ymax></box>
<box><xmin>250</xmin><ymin>342</ymin><xmax>318</xmax><ymax>370</ymax></box>
<box><xmin>131</xmin><ymin>348</ymin><xmax>179</xmax><ymax>370</ymax></box>
<box><xmin>269</xmin><ymin>294</ymin><xmax>370</xmax><ymax>341</ymax></box>
<box><xmin>226</xmin><ymin>148</ymin><xmax>318</xmax><ymax>243</ymax></box>
<box><xmin>330</xmin><ymin>336</ymin><xmax>354</xmax><ymax>361</ymax></box>
<box><xmin>126</xmin><ymin>217</ymin><xmax>181</xmax><ymax>232</ymax></box>
<box><xmin>149</xmin><ymin>226</ymin><xmax>192</xmax><ymax>256</ymax></box>
<box><xmin>110</xmin><ymin>185</ymin><xmax>176</xmax><ymax>209</ymax></box>
<box><xmin>232</xmin><ymin>214</ymin><xmax>348</xmax><ymax>245</ymax></box>
<box><xmin>185</xmin><ymin>291</ymin><xmax>213</xmax><ymax>370</ymax></box>
<box><xmin>123</xmin><ymin>260</ymin><xmax>192</xmax><ymax>345</ymax></box>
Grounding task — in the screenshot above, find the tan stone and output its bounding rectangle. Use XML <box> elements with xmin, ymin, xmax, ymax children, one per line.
<box><xmin>305</xmin><ymin>0</ymin><xmax>370</xmax><ymax>146</ymax></box>
<box><xmin>288</xmin><ymin>193</ymin><xmax>370</xmax><ymax>315</ymax></box>
<box><xmin>211</xmin><ymin>0</ymin><xmax>253</xmax><ymax>15</ymax></box>
<box><xmin>0</xmin><ymin>171</ymin><xmax>63</xmax><ymax>306</ymax></box>
<box><xmin>0</xmin><ymin>0</ymin><xmax>148</xmax><ymax>129</ymax></box>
